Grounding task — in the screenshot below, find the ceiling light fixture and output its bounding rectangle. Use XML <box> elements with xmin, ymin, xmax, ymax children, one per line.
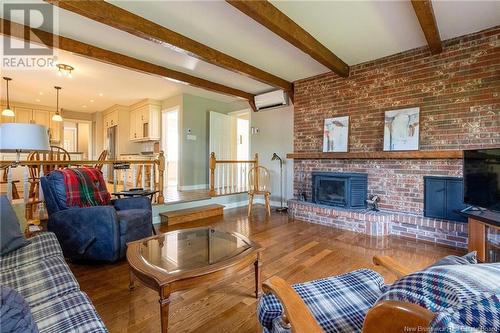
<box><xmin>52</xmin><ymin>86</ymin><xmax>63</xmax><ymax>122</ymax></box>
<box><xmin>56</xmin><ymin>63</ymin><xmax>74</xmax><ymax>78</ymax></box>
<box><xmin>2</xmin><ymin>77</ymin><xmax>15</xmax><ymax>117</ymax></box>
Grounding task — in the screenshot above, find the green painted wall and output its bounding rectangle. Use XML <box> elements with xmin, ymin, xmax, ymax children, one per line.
<box><xmin>180</xmin><ymin>93</ymin><xmax>232</xmax><ymax>187</ymax></box>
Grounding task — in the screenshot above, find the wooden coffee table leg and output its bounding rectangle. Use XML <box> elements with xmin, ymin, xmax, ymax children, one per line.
<box><xmin>129</xmin><ymin>269</ymin><xmax>136</xmax><ymax>290</ymax></box>
<box><xmin>159</xmin><ymin>287</ymin><xmax>171</xmax><ymax>333</ymax></box>
<box><xmin>254</xmin><ymin>253</ymin><xmax>262</xmax><ymax>298</ymax></box>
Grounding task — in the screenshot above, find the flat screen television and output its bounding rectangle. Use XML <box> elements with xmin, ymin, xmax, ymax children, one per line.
<box><xmin>463</xmin><ymin>148</ymin><xmax>500</xmax><ymax>212</ymax></box>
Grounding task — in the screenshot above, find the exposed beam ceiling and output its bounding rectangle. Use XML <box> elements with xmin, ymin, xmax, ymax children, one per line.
<box><xmin>0</xmin><ymin>18</ymin><xmax>254</xmax><ymax>102</ymax></box>
<box><xmin>227</xmin><ymin>0</ymin><xmax>349</xmax><ymax>78</ymax></box>
<box><xmin>44</xmin><ymin>0</ymin><xmax>293</xmax><ymax>94</ymax></box>
<box><xmin>411</xmin><ymin>0</ymin><xmax>442</xmax><ymax>54</ymax></box>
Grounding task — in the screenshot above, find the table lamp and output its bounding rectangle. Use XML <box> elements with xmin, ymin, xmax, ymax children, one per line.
<box><xmin>0</xmin><ymin>123</ymin><xmax>50</xmax><ymax>164</ymax></box>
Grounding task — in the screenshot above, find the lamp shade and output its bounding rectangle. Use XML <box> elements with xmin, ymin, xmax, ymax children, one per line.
<box><xmin>2</xmin><ymin>108</ymin><xmax>15</xmax><ymax>117</ymax></box>
<box><xmin>0</xmin><ymin>123</ymin><xmax>50</xmax><ymax>152</ymax></box>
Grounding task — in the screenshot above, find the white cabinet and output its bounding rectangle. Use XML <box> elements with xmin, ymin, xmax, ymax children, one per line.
<box><xmin>103</xmin><ymin>110</ymin><xmax>118</xmax><ymax>129</ymax></box>
<box><xmin>129</xmin><ymin>99</ymin><xmax>160</xmax><ymax>142</ymax></box>
<box><xmin>32</xmin><ymin>109</ymin><xmax>50</xmax><ymax>127</ymax></box>
<box><xmin>103</xmin><ymin>109</ymin><xmax>119</xmax><ymax>150</ymax></box>
<box><xmin>15</xmin><ymin>107</ymin><xmax>32</xmax><ymax>124</ymax></box>
<box><xmin>129</xmin><ymin>108</ymin><xmax>141</xmax><ymax>141</ymax></box>
<box><xmin>0</xmin><ymin>105</ymin><xmax>62</xmax><ymax>143</ymax></box>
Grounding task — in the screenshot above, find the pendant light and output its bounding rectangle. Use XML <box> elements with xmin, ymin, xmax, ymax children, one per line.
<box><xmin>2</xmin><ymin>77</ymin><xmax>15</xmax><ymax>117</ymax></box>
<box><xmin>52</xmin><ymin>86</ymin><xmax>63</xmax><ymax>122</ymax></box>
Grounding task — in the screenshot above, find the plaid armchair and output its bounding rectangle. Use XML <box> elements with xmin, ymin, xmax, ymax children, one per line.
<box><xmin>257</xmin><ymin>257</ymin><xmax>500</xmax><ymax>333</ymax></box>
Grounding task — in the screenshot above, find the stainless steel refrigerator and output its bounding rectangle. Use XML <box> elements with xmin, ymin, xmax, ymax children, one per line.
<box><xmin>107</xmin><ymin>126</ymin><xmax>117</xmax><ymax>182</ymax></box>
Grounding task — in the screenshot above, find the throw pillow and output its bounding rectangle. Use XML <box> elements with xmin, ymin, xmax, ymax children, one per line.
<box><xmin>377</xmin><ymin>263</ymin><xmax>500</xmax><ymax>332</ymax></box>
<box><xmin>0</xmin><ymin>195</ymin><xmax>29</xmax><ymax>256</ymax></box>
<box><xmin>0</xmin><ymin>285</ymin><xmax>39</xmax><ymax>333</ymax></box>
<box><xmin>427</xmin><ymin>251</ymin><xmax>477</xmax><ymax>268</ymax></box>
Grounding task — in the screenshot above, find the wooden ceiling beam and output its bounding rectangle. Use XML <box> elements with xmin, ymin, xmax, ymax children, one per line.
<box><xmin>227</xmin><ymin>0</ymin><xmax>349</xmax><ymax>78</ymax></box>
<box><xmin>44</xmin><ymin>0</ymin><xmax>293</xmax><ymax>93</ymax></box>
<box><xmin>0</xmin><ymin>18</ymin><xmax>254</xmax><ymax>101</ymax></box>
<box><xmin>411</xmin><ymin>0</ymin><xmax>442</xmax><ymax>54</ymax></box>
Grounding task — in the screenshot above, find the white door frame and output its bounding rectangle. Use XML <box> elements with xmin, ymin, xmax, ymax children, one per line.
<box><xmin>161</xmin><ymin>106</ymin><xmax>181</xmax><ymax>190</ymax></box>
<box><xmin>64</xmin><ymin>118</ymin><xmax>93</xmax><ymax>159</ymax></box>
<box><xmin>228</xmin><ymin>108</ymin><xmax>251</xmax><ymax>158</ymax></box>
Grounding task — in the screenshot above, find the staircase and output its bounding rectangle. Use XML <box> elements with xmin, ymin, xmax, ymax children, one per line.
<box><xmin>159</xmin><ymin>204</ymin><xmax>224</xmax><ymax>226</ymax></box>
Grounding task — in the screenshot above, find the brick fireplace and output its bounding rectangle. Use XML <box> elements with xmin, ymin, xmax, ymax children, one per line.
<box><xmin>289</xmin><ymin>27</ymin><xmax>500</xmax><ymax>249</ymax></box>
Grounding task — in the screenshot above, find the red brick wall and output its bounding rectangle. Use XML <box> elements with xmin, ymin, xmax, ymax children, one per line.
<box><xmin>293</xmin><ymin>27</ymin><xmax>500</xmax><ymax>214</ymax></box>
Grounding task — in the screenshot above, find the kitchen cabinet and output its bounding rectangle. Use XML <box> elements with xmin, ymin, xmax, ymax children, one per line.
<box><xmin>129</xmin><ymin>108</ymin><xmax>140</xmax><ymax>140</ymax></box>
<box><xmin>103</xmin><ymin>110</ymin><xmax>118</xmax><ymax>129</ymax></box>
<box><xmin>32</xmin><ymin>109</ymin><xmax>51</xmax><ymax>127</ymax></box>
<box><xmin>129</xmin><ymin>99</ymin><xmax>160</xmax><ymax>142</ymax></box>
<box><xmin>103</xmin><ymin>109</ymin><xmax>119</xmax><ymax>150</ymax></box>
<box><xmin>15</xmin><ymin>107</ymin><xmax>32</xmax><ymax>124</ymax></box>
<box><xmin>0</xmin><ymin>105</ymin><xmax>61</xmax><ymax>143</ymax></box>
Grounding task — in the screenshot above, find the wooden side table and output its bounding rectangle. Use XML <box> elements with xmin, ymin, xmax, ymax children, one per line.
<box><xmin>463</xmin><ymin>210</ymin><xmax>500</xmax><ymax>262</ymax></box>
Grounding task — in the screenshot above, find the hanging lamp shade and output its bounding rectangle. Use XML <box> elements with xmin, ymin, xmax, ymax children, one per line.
<box><xmin>52</xmin><ymin>86</ymin><xmax>63</xmax><ymax>122</ymax></box>
<box><xmin>2</xmin><ymin>77</ymin><xmax>15</xmax><ymax>117</ymax></box>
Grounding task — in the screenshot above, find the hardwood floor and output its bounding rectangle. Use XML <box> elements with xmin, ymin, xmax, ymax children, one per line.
<box><xmin>69</xmin><ymin>206</ymin><xmax>463</xmax><ymax>333</ymax></box>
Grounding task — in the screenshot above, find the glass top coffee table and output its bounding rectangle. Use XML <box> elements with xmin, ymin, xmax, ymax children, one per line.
<box><xmin>126</xmin><ymin>227</ymin><xmax>262</xmax><ymax>333</ymax></box>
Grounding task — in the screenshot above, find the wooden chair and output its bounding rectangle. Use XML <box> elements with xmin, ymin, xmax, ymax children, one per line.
<box><xmin>45</xmin><ymin>146</ymin><xmax>71</xmax><ymax>173</ymax></box>
<box><xmin>248</xmin><ymin>166</ymin><xmax>271</xmax><ymax>216</ymax></box>
<box><xmin>262</xmin><ymin>256</ymin><xmax>435</xmax><ymax>333</ymax></box>
<box><xmin>0</xmin><ymin>166</ymin><xmax>20</xmax><ymax>199</ymax></box>
<box><xmin>93</xmin><ymin>150</ymin><xmax>108</xmax><ymax>171</ymax></box>
<box><xmin>26</xmin><ymin>146</ymin><xmax>71</xmax><ymax>217</ymax></box>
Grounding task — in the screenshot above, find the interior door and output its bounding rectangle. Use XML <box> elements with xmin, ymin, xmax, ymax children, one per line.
<box><xmin>209</xmin><ymin>111</ymin><xmax>235</xmax><ymax>160</ymax></box>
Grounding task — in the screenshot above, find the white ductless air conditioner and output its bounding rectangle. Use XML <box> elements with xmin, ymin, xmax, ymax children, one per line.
<box><xmin>254</xmin><ymin>90</ymin><xmax>288</xmax><ymax>111</ymax></box>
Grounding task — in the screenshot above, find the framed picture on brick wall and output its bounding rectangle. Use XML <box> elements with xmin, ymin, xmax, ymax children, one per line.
<box><xmin>323</xmin><ymin>116</ymin><xmax>349</xmax><ymax>152</ymax></box>
<box><xmin>383</xmin><ymin>107</ymin><xmax>420</xmax><ymax>151</ymax></box>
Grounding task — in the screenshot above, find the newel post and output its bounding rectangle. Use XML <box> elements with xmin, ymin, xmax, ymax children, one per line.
<box><xmin>209</xmin><ymin>152</ymin><xmax>216</xmax><ymax>196</ymax></box>
<box><xmin>157</xmin><ymin>151</ymin><xmax>165</xmax><ymax>204</ymax></box>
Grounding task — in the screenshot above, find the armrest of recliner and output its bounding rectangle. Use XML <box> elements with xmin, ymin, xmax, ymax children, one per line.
<box><xmin>49</xmin><ymin>205</ymin><xmax>120</xmax><ymax>261</ymax></box>
<box><xmin>262</xmin><ymin>276</ymin><xmax>324</xmax><ymax>333</ymax></box>
<box><xmin>112</xmin><ymin>196</ymin><xmax>151</xmax><ymax>211</ymax></box>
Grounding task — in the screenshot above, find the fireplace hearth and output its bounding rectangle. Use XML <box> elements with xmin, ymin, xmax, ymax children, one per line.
<box><xmin>312</xmin><ymin>172</ymin><xmax>367</xmax><ymax>209</ymax></box>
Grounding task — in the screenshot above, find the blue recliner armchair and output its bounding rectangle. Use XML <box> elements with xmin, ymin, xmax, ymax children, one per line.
<box><xmin>41</xmin><ymin>170</ymin><xmax>153</xmax><ymax>262</ymax></box>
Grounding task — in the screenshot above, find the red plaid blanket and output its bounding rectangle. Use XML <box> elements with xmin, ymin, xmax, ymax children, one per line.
<box><xmin>60</xmin><ymin>167</ymin><xmax>111</xmax><ymax>207</ymax></box>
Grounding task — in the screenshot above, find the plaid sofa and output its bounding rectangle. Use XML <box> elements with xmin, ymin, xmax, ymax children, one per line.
<box><xmin>0</xmin><ymin>232</ymin><xmax>108</xmax><ymax>333</ymax></box>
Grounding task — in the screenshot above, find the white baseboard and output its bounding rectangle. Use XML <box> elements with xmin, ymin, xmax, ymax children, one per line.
<box><xmin>178</xmin><ymin>184</ymin><xmax>209</xmax><ymax>191</ymax></box>
<box><xmin>222</xmin><ymin>200</ymin><xmax>248</xmax><ymax>210</ymax></box>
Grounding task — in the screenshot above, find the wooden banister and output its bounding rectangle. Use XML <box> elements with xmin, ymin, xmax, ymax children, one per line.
<box><xmin>209</xmin><ymin>152</ymin><xmax>216</xmax><ymax>196</ymax></box>
<box><xmin>0</xmin><ymin>154</ymin><xmax>165</xmax><ymax>207</ymax></box>
<box><xmin>208</xmin><ymin>152</ymin><xmax>258</xmax><ymax>196</ymax></box>
<box><xmin>157</xmin><ymin>151</ymin><xmax>165</xmax><ymax>204</ymax></box>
